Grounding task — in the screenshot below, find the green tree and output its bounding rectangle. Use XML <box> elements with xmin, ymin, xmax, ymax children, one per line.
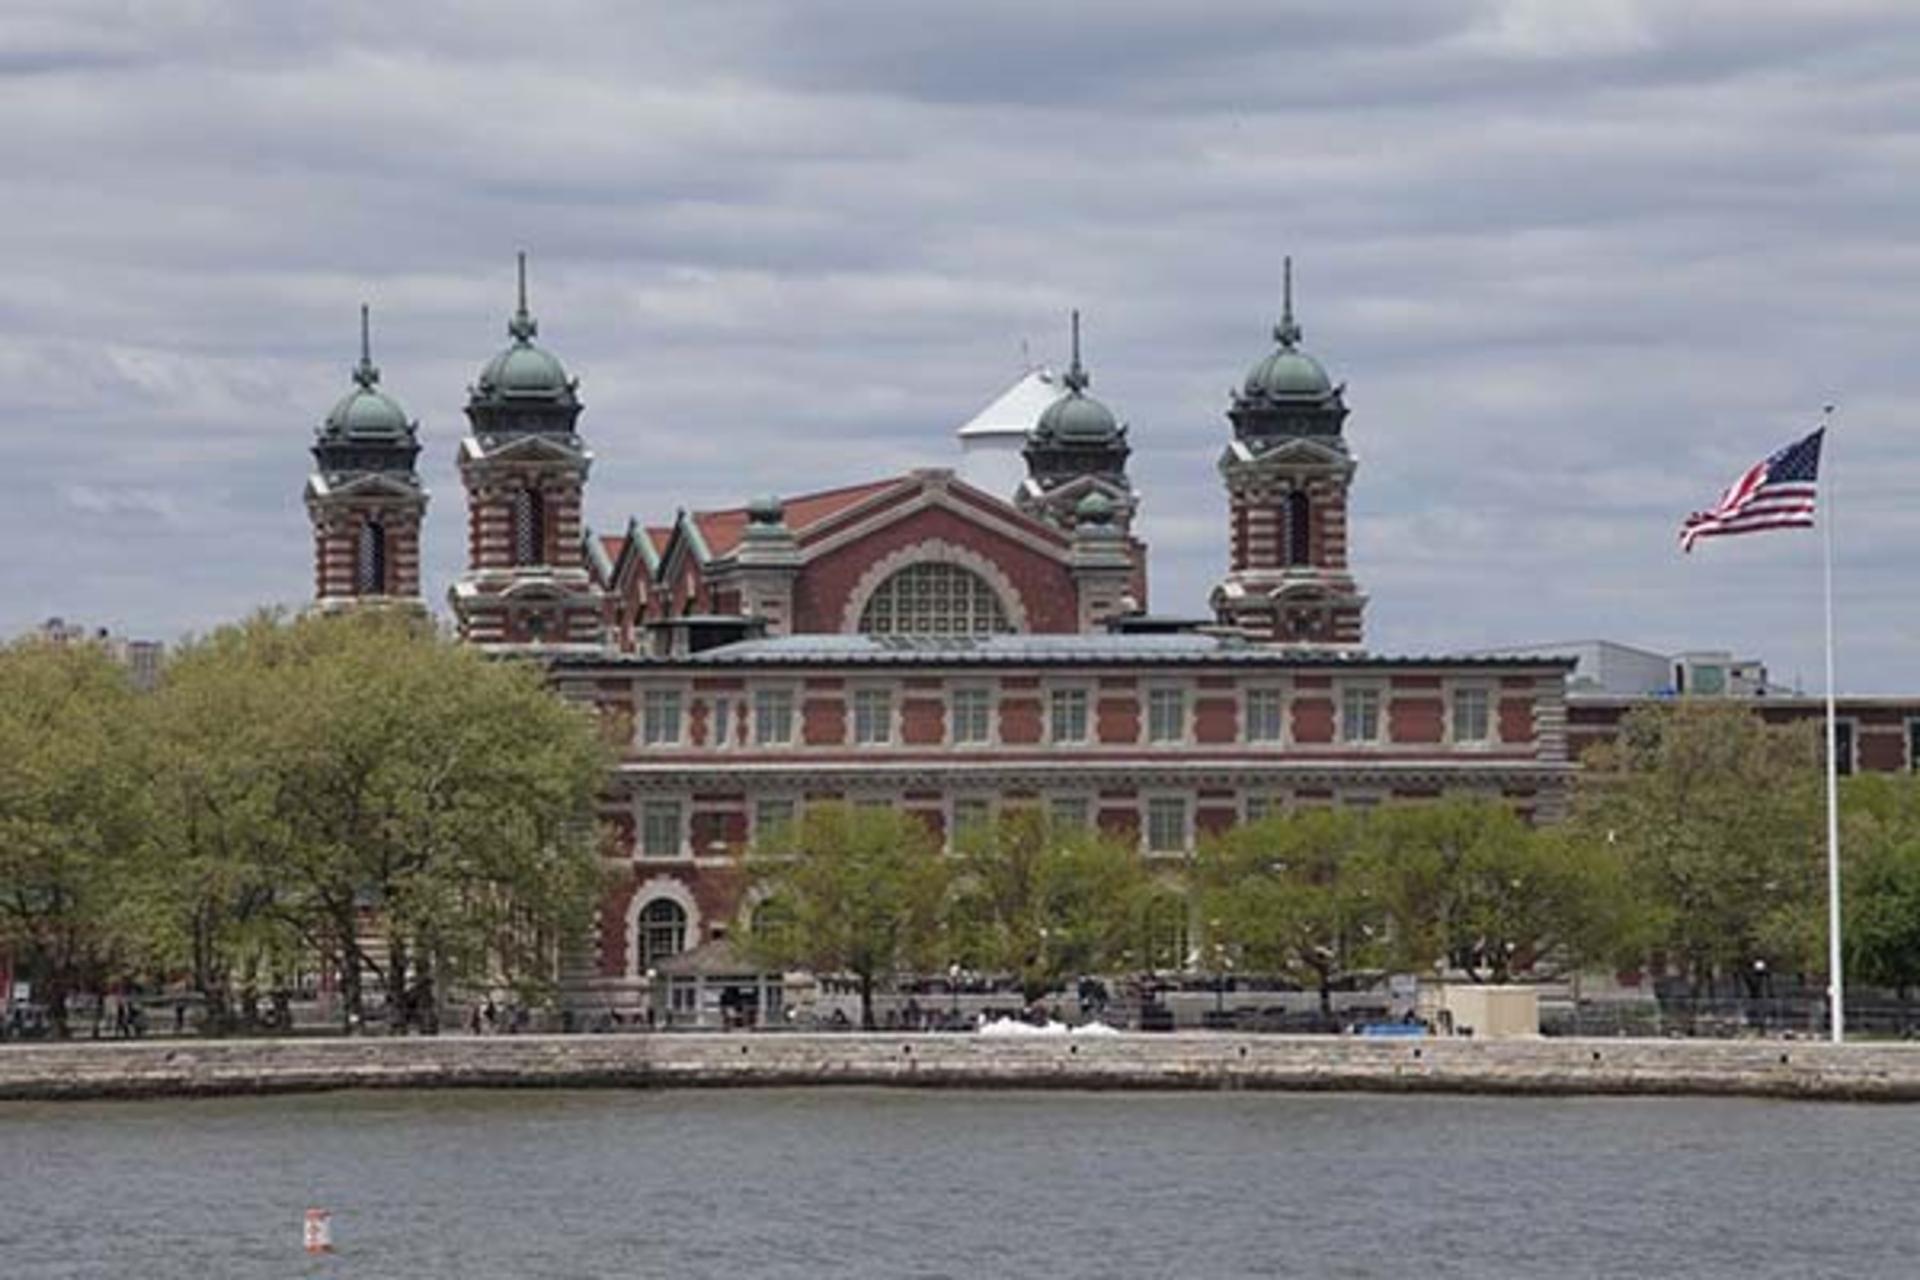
<box><xmin>138</xmin><ymin>616</ymin><xmax>302</xmax><ymax>1033</ymax></box>
<box><xmin>144</xmin><ymin>611</ymin><xmax>610</xmax><ymax>1033</ymax></box>
<box><xmin>1573</xmin><ymin>701</ymin><xmax>1823</xmax><ymax>991</ymax></box>
<box><xmin>947</xmin><ymin>810</ymin><xmax>1149</xmax><ymax>1003</ymax></box>
<box><xmin>1196</xmin><ymin>808</ymin><xmax>1380</xmax><ymax>1015</ymax></box>
<box><xmin>0</xmin><ymin>638</ymin><xmax>149</xmax><ymax>1035</ymax></box>
<box><xmin>738</xmin><ymin>802</ymin><xmax>947</xmax><ymax>1028</ymax></box>
<box><xmin>1842</xmin><ymin>773</ymin><xmax>1920</xmax><ymax>1016</ymax></box>
<box><xmin>1364</xmin><ymin>799</ymin><xmax>1642</xmax><ymax>984</ymax></box>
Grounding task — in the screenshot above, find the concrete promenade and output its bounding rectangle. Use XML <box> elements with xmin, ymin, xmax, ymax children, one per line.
<box><xmin>5</xmin><ymin>1033</ymin><xmax>1920</xmax><ymax>1102</ymax></box>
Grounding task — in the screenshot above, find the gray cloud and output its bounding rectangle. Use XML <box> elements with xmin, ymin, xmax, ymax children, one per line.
<box><xmin>3</xmin><ymin>0</ymin><xmax>1919</xmax><ymax>690</ymax></box>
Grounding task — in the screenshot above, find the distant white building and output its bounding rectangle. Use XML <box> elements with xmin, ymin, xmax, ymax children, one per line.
<box><xmin>954</xmin><ymin>366</ymin><xmax>1061</xmax><ymax>502</ymax></box>
<box><xmin>1467</xmin><ymin>639</ymin><xmax>1782</xmax><ymax>699</ymax></box>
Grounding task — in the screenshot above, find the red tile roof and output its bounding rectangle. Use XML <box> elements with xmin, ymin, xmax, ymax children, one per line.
<box><xmin>690</xmin><ymin>477</ymin><xmax>903</xmax><ymax>558</ymax></box>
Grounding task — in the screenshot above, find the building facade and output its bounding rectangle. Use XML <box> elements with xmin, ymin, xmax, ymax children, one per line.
<box><xmin>301</xmin><ymin>258</ymin><xmax>1587</xmax><ymax>1016</ymax></box>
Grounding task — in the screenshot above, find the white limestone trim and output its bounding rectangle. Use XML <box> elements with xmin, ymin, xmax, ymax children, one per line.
<box><xmin>627</xmin><ymin>875</ymin><xmax>702</xmax><ymax>978</ymax></box>
<box><xmin>838</xmin><ymin>538</ymin><xmax>1033</xmax><ymax>635</ymax></box>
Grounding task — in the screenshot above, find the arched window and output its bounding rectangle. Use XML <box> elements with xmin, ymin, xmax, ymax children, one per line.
<box><xmin>1283</xmin><ymin>491</ymin><xmax>1312</xmax><ymax>568</ymax></box>
<box><xmin>355</xmin><ymin>521</ymin><xmax>388</xmax><ymax>595</ymax></box>
<box><xmin>513</xmin><ymin>489</ymin><xmax>546</xmax><ymax>567</ymax></box>
<box><xmin>749</xmin><ymin>897</ymin><xmax>795</xmax><ymax>954</ymax></box>
<box><xmin>638</xmin><ymin>898</ymin><xmax>687</xmax><ymax>970</ymax></box>
<box><xmin>858</xmin><ymin>562</ymin><xmax>1011</xmax><ymax>637</ymax></box>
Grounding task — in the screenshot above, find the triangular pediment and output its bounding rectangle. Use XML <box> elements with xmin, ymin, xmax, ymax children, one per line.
<box><xmin>1221</xmin><ymin>436</ymin><xmax>1353</xmax><ymax>472</ymax></box>
<box><xmin>464</xmin><ymin>432</ymin><xmax>588</xmax><ymax>465</ymax></box>
<box><xmin>798</xmin><ymin>470</ymin><xmax>1072</xmax><ymax>566</ymax></box>
<box><xmin>308</xmin><ymin>471</ymin><xmax>424</xmax><ymax>502</ymax></box>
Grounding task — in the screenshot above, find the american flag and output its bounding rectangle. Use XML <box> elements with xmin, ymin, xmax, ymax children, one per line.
<box><xmin>1679</xmin><ymin>428</ymin><xmax>1824</xmax><ymax>553</ymax></box>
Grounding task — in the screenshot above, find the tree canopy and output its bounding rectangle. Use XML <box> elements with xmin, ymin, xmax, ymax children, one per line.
<box><xmin>0</xmin><ymin>611</ymin><xmax>611</xmax><ymax>1035</ymax></box>
<box><xmin>738</xmin><ymin>802</ymin><xmax>947</xmax><ymax>1028</ymax></box>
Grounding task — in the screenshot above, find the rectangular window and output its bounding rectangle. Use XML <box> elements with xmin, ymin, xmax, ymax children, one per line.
<box><xmin>1049</xmin><ymin>688</ymin><xmax>1089</xmax><ymax>744</ymax></box>
<box><xmin>853</xmin><ymin>689</ymin><xmax>893</xmax><ymax>745</ymax></box>
<box><xmin>1835</xmin><ymin>721</ymin><xmax>1856</xmax><ymax>777</ymax></box>
<box><xmin>1910</xmin><ymin>720</ymin><xmax>1920</xmax><ymax>773</ymax></box>
<box><xmin>1147</xmin><ymin>687</ymin><xmax>1187</xmax><ymax>744</ymax></box>
<box><xmin>754</xmin><ymin>798</ymin><xmax>795</xmax><ymax>849</ymax></box>
<box><xmin>952</xmin><ymin>796</ymin><xmax>992</xmax><ymax>836</ymax></box>
<box><xmin>641</xmin><ymin>801</ymin><xmax>683</xmax><ymax>858</ymax></box>
<box><xmin>950</xmin><ymin>688</ymin><xmax>992</xmax><ymax>745</ymax></box>
<box><xmin>1340</xmin><ymin>686</ymin><xmax>1381</xmax><ymax>744</ymax></box>
<box><xmin>1246</xmin><ymin>793</ymin><xmax>1282</xmax><ymax>823</ymax></box>
<box><xmin>1146</xmin><ymin>797</ymin><xmax>1188</xmax><ymax>854</ymax></box>
<box><xmin>642</xmin><ymin>689</ymin><xmax>683</xmax><ymax>746</ymax></box>
<box><xmin>753</xmin><ymin>688</ymin><xmax>794</xmax><ymax>746</ymax></box>
<box><xmin>711</xmin><ymin>697</ymin><xmax>733</xmax><ymax>749</ymax></box>
<box><xmin>1246</xmin><ymin>688</ymin><xmax>1285</xmax><ymax>744</ymax></box>
<box><xmin>1451</xmin><ymin>687</ymin><xmax>1491</xmax><ymax>744</ymax></box>
<box><xmin>1049</xmin><ymin>795</ymin><xmax>1091</xmax><ymax>830</ymax></box>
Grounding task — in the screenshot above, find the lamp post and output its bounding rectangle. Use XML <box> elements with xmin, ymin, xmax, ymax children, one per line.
<box><xmin>948</xmin><ymin>962</ymin><xmax>961</xmax><ymax>1028</ymax></box>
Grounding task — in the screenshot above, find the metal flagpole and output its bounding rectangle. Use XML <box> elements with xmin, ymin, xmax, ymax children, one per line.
<box><xmin>1821</xmin><ymin>404</ymin><xmax>1843</xmax><ymax>1044</ymax></box>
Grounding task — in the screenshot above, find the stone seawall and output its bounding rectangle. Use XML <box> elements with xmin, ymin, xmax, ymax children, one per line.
<box><xmin>5</xmin><ymin>1034</ymin><xmax>1920</xmax><ymax>1103</ymax></box>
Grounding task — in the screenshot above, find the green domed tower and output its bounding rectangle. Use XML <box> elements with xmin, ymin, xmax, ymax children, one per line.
<box><xmin>449</xmin><ymin>254</ymin><xmax>605</xmax><ymax>651</ymax></box>
<box><xmin>1211</xmin><ymin>259</ymin><xmax>1366</xmax><ymax>648</ymax></box>
<box><xmin>304</xmin><ymin>306</ymin><xmax>427</xmax><ymax>606</ymax></box>
<box><xmin>1016</xmin><ymin>311</ymin><xmax>1138</xmax><ymax>534</ymax></box>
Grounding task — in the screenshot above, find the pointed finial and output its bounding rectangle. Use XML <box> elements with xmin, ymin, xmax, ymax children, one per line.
<box><xmin>353</xmin><ymin>303</ymin><xmax>379</xmax><ymax>388</ymax></box>
<box><xmin>1274</xmin><ymin>256</ymin><xmax>1302</xmax><ymax>349</ymax></box>
<box><xmin>508</xmin><ymin>250</ymin><xmax>538</xmax><ymax>342</ymax></box>
<box><xmin>1063</xmin><ymin>309</ymin><xmax>1089</xmax><ymax>393</ymax></box>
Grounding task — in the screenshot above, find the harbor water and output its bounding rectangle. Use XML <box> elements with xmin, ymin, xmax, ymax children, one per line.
<box><xmin>0</xmin><ymin>1087</ymin><xmax>1912</xmax><ymax>1278</ymax></box>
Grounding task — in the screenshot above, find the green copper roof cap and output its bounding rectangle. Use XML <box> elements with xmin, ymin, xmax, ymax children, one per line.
<box><xmin>744</xmin><ymin>494</ymin><xmax>788</xmax><ymax>536</ymax></box>
<box><xmin>320</xmin><ymin>304</ymin><xmax>415</xmax><ymax>443</ymax></box>
<box><xmin>472</xmin><ymin>252</ymin><xmax>578</xmax><ymax>406</ymax></box>
<box><xmin>1242</xmin><ymin>257</ymin><xmax>1335</xmax><ymax>400</ymax></box>
<box><xmin>1032</xmin><ymin>310</ymin><xmax>1123</xmax><ymax>445</ymax></box>
<box><xmin>1075</xmin><ymin>490</ymin><xmax>1115</xmax><ymax>523</ymax></box>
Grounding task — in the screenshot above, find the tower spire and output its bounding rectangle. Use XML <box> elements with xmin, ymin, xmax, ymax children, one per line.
<box><xmin>1275</xmin><ymin>256</ymin><xmax>1302</xmax><ymax>349</ymax></box>
<box><xmin>509</xmin><ymin>250</ymin><xmax>538</xmax><ymax>343</ymax></box>
<box><xmin>353</xmin><ymin>303</ymin><xmax>379</xmax><ymax>388</ymax></box>
<box><xmin>1064</xmin><ymin>309</ymin><xmax>1089</xmax><ymax>393</ymax></box>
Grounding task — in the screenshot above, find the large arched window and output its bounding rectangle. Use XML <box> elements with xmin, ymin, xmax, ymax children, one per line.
<box><xmin>355</xmin><ymin>521</ymin><xmax>388</xmax><ymax>595</ymax></box>
<box><xmin>1283</xmin><ymin>491</ymin><xmax>1312</xmax><ymax>568</ymax></box>
<box><xmin>858</xmin><ymin>562</ymin><xmax>1011</xmax><ymax>637</ymax></box>
<box><xmin>513</xmin><ymin>488</ymin><xmax>546</xmax><ymax>567</ymax></box>
<box><xmin>638</xmin><ymin>898</ymin><xmax>687</xmax><ymax>970</ymax></box>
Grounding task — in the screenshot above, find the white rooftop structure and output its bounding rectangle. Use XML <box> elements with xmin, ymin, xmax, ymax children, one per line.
<box><xmin>955</xmin><ymin>366</ymin><xmax>1061</xmax><ymax>502</ymax></box>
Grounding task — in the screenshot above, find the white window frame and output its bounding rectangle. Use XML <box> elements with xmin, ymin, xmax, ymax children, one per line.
<box><xmin>752</xmin><ymin>797</ymin><xmax>798</xmax><ymax>851</ymax></box>
<box><xmin>1143</xmin><ymin>794</ymin><xmax>1191</xmax><ymax>856</ymax></box>
<box><xmin>709</xmin><ymin>695</ymin><xmax>736</xmax><ymax>751</ymax></box>
<box><xmin>949</xmin><ymin>685</ymin><xmax>995</xmax><ymax>747</ymax></box>
<box><xmin>1048</xmin><ymin>685</ymin><xmax>1091</xmax><ymax>745</ymax></box>
<box><xmin>640</xmin><ymin>686</ymin><xmax>684</xmax><ymax>748</ymax></box>
<box><xmin>752</xmin><ymin>685</ymin><xmax>796</xmax><ymax>748</ymax></box>
<box><xmin>950</xmin><ymin>795</ymin><xmax>993</xmax><ymax>844</ymax></box>
<box><xmin>639</xmin><ymin>798</ymin><xmax>686</xmax><ymax>859</ymax></box>
<box><xmin>1449</xmin><ymin>684</ymin><xmax>1492</xmax><ymax>747</ymax></box>
<box><xmin>1048</xmin><ymin>794</ymin><xmax>1092</xmax><ymax>831</ymax></box>
<box><xmin>1244</xmin><ymin>685</ymin><xmax>1287</xmax><ymax>746</ymax></box>
<box><xmin>850</xmin><ymin>686</ymin><xmax>896</xmax><ymax>747</ymax></box>
<box><xmin>1146</xmin><ymin>684</ymin><xmax>1189</xmax><ymax>746</ymax></box>
<box><xmin>1339</xmin><ymin>683</ymin><xmax>1383</xmax><ymax>745</ymax></box>
<box><xmin>1244</xmin><ymin>791</ymin><xmax>1286</xmax><ymax>823</ymax></box>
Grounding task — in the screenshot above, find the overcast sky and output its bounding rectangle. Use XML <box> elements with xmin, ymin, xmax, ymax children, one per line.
<box><xmin>5</xmin><ymin>1</ymin><xmax>1918</xmax><ymax>690</ymax></box>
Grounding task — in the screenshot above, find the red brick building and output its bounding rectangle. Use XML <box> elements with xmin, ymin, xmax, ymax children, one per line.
<box><xmin>304</xmin><ymin>260</ymin><xmax>1584</xmax><ymax>1017</ymax></box>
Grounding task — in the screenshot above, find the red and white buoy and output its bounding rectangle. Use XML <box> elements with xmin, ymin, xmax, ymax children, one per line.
<box><xmin>303</xmin><ymin>1208</ymin><xmax>333</xmax><ymax>1254</ymax></box>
